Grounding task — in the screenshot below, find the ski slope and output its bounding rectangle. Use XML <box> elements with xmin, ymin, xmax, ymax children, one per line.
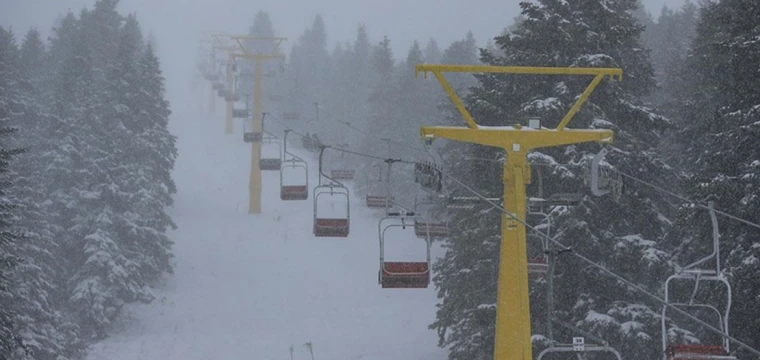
<box><xmin>85</xmin><ymin>88</ymin><xmax>448</xmax><ymax>360</ymax></box>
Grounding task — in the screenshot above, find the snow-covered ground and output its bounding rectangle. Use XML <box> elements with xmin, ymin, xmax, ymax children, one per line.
<box><xmin>85</xmin><ymin>85</ymin><xmax>447</xmax><ymax>360</ymax></box>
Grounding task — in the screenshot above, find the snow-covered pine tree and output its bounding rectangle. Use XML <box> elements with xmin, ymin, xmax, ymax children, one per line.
<box><xmin>0</xmin><ymin>25</ymin><xmax>26</xmax><ymax>360</ymax></box>
<box><xmin>423</xmin><ymin>38</ymin><xmax>442</xmax><ymax>64</ymax></box>
<box><xmin>670</xmin><ymin>0</ymin><xmax>760</xmax><ymax>355</ymax></box>
<box><xmin>430</xmin><ymin>1</ymin><xmax>677</xmax><ymax>359</ymax></box>
<box><xmin>639</xmin><ymin>1</ymin><xmax>699</xmax><ymax>118</ymax></box>
<box><xmin>6</xmin><ymin>28</ymin><xmax>84</xmax><ymax>360</ymax></box>
<box><xmin>65</xmin><ymin>13</ymin><xmax>159</xmax><ymax>340</ymax></box>
<box><xmin>129</xmin><ymin>41</ymin><xmax>178</xmax><ymax>280</ymax></box>
<box><xmin>362</xmin><ymin>36</ymin><xmax>395</xmax><ymax>157</ymax></box>
<box><xmin>78</xmin><ymin>0</ymin><xmax>122</xmax><ymax>73</ymax></box>
<box><xmin>286</xmin><ymin>15</ymin><xmax>330</xmax><ymax>133</ymax></box>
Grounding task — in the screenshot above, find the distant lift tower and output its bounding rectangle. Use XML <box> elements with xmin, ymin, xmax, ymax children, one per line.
<box><xmin>219</xmin><ymin>34</ymin><xmax>287</xmax><ymax>214</ymax></box>
<box><xmin>209</xmin><ymin>34</ymin><xmax>239</xmax><ymax>134</ymax></box>
<box><xmin>416</xmin><ymin>64</ymin><xmax>622</xmax><ymax>360</ymax></box>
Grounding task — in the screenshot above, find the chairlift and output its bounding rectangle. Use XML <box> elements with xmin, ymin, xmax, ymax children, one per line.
<box><xmin>378</xmin><ymin>211</ymin><xmax>431</xmax><ymax>289</ymax></box>
<box><xmin>313</xmin><ymin>146</ymin><xmax>350</xmax><ymax>237</ymax></box>
<box><xmin>537</xmin><ymin>250</ymin><xmax>623</xmax><ymax>360</ymax></box>
<box><xmin>280</xmin><ymin>130</ymin><xmax>308</xmax><ymax>201</ymax></box>
<box><xmin>414</xmin><ymin>160</ymin><xmax>443</xmax><ymax>192</ymax></box>
<box><xmin>260</xmin><ymin>131</ymin><xmax>282</xmax><ymax>171</ymax></box>
<box><xmin>301</xmin><ymin>132</ymin><xmax>322</xmax><ymax>152</ymax></box>
<box><xmin>232</xmin><ymin>108</ymin><xmax>249</xmax><ymax>118</ymax></box>
<box><xmin>224</xmin><ymin>92</ymin><xmax>240</xmax><ymax>102</ymax></box>
<box><xmin>328</xmin><ymin>144</ymin><xmax>355</xmax><ymax>180</ymax></box>
<box><xmin>413</xmin><ymin>192</ymin><xmax>449</xmax><ymax>239</ymax></box>
<box><xmin>331</xmin><ymin>169</ymin><xmax>355</xmax><ymax>181</ymax></box>
<box><xmin>661</xmin><ymin>202</ymin><xmax>736</xmax><ymax>360</ymax></box>
<box><xmin>588</xmin><ymin>147</ymin><xmax>623</xmax><ymax>200</ymax></box>
<box><xmin>526</xmin><ymin>168</ymin><xmax>584</xmax><ymax>278</ymax></box>
<box><xmin>366</xmin><ymin>163</ymin><xmax>394</xmax><ymax>209</ymax></box>
<box><xmin>242</xmin><ymin>120</ymin><xmax>261</xmax><ymax>143</ymax></box>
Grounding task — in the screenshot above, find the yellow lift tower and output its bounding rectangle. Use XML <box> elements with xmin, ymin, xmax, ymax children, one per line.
<box><xmin>217</xmin><ymin>34</ymin><xmax>287</xmax><ymax>214</ymax></box>
<box><xmin>209</xmin><ymin>34</ymin><xmax>238</xmax><ymax>134</ymax></box>
<box><xmin>415</xmin><ymin>64</ymin><xmax>622</xmax><ymax>360</ymax></box>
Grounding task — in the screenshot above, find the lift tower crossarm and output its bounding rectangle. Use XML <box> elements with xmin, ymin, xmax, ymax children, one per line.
<box><xmin>416</xmin><ymin>64</ymin><xmax>620</xmax><ymax>360</ymax></box>
<box><xmin>415</xmin><ymin>65</ymin><xmax>622</xmax><ymax>131</ymax></box>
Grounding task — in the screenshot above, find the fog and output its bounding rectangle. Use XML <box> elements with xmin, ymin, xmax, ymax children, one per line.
<box><xmin>1</xmin><ymin>0</ymin><xmax>687</xmax><ymax>107</ymax></box>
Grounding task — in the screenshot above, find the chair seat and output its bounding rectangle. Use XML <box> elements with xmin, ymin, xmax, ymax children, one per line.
<box><xmin>314</xmin><ymin>218</ymin><xmax>349</xmax><ymax>237</ymax></box>
<box><xmin>380</xmin><ymin>262</ymin><xmax>429</xmax><ymax>288</ymax></box>
<box><xmin>414</xmin><ymin>222</ymin><xmax>449</xmax><ymax>238</ymax></box>
<box><xmin>281</xmin><ymin>186</ymin><xmax>308</xmax><ymax>200</ymax></box>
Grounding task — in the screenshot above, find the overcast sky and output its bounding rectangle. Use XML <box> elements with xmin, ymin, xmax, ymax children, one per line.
<box><xmin>1</xmin><ymin>0</ymin><xmax>687</xmax><ymax>55</ymax></box>
<box><xmin>0</xmin><ymin>0</ymin><xmax>687</xmax><ymax>107</ymax></box>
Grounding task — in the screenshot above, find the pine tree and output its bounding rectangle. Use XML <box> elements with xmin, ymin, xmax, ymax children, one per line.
<box><xmin>671</xmin><ymin>0</ymin><xmax>760</xmax><ymax>355</ymax></box>
<box><xmin>129</xmin><ymin>42</ymin><xmax>178</xmax><ymax>280</ymax></box>
<box><xmin>65</xmin><ymin>14</ymin><xmax>159</xmax><ymax>339</ymax></box>
<box><xmin>363</xmin><ymin>36</ymin><xmax>396</xmax><ymax>157</ymax></box>
<box><xmin>430</xmin><ymin>1</ymin><xmax>676</xmax><ymax>359</ymax></box>
<box><xmin>423</xmin><ymin>38</ymin><xmax>442</xmax><ymax>64</ymax></box>
<box><xmin>6</xmin><ymin>27</ymin><xmax>84</xmax><ymax>360</ymax></box>
<box><xmin>78</xmin><ymin>0</ymin><xmax>123</xmax><ymax>72</ymax></box>
<box><xmin>0</xmin><ymin>26</ymin><xmax>26</xmax><ymax>359</ymax></box>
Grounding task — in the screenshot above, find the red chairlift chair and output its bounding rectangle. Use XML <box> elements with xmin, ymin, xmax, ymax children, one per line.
<box><xmin>280</xmin><ymin>130</ymin><xmax>308</xmax><ymax>201</ymax></box>
<box><xmin>378</xmin><ymin>213</ymin><xmax>431</xmax><ymax>289</ymax></box>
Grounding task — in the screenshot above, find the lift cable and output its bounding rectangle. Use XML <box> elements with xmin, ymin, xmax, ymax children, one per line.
<box><xmin>309</xmin><ymin>103</ymin><xmax>430</xmax><ymax>154</ymax></box>
<box><xmin>265</xmin><ymin>112</ymin><xmax>414</xmax><ymax>164</ymax></box>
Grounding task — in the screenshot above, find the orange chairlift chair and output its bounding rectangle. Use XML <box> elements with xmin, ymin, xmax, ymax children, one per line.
<box><xmin>313</xmin><ymin>146</ymin><xmax>350</xmax><ymax>237</ymax></box>
<box><xmin>366</xmin><ymin>162</ymin><xmax>394</xmax><ymax>209</ymax></box>
<box><xmin>279</xmin><ymin>129</ymin><xmax>308</xmax><ymax>200</ymax></box>
<box><xmin>378</xmin><ymin>207</ymin><xmax>432</xmax><ymax>289</ymax></box>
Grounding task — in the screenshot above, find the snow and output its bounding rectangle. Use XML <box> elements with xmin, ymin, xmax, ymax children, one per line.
<box><xmin>582</xmin><ymin>310</ymin><xmax>616</xmax><ymax>326</ymax></box>
<box><xmin>84</xmin><ymin>87</ymin><xmax>447</xmax><ymax>360</ymax></box>
<box><xmin>591</xmin><ymin>118</ymin><xmax>614</xmax><ymax>128</ymax></box>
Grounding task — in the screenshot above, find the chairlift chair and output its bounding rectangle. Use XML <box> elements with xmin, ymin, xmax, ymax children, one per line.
<box><xmin>413</xmin><ymin>192</ymin><xmax>449</xmax><ymax>239</ymax></box>
<box><xmin>280</xmin><ymin>130</ymin><xmax>308</xmax><ymax>201</ymax></box>
<box><xmin>538</xmin><ymin>251</ymin><xmax>623</xmax><ymax>360</ymax></box>
<box><xmin>588</xmin><ymin>147</ymin><xmax>623</xmax><ymax>200</ymax></box>
<box><xmin>313</xmin><ymin>147</ymin><xmax>350</xmax><ymax>237</ymax></box>
<box><xmin>414</xmin><ymin>160</ymin><xmax>443</xmax><ymax>192</ymax></box>
<box><xmin>260</xmin><ymin>131</ymin><xmax>282</xmax><ymax>171</ymax></box>
<box><xmin>232</xmin><ymin>108</ymin><xmax>249</xmax><ymax>118</ymax></box>
<box><xmin>314</xmin><ymin>185</ymin><xmax>350</xmax><ymax>237</ymax></box>
<box><xmin>224</xmin><ymin>92</ymin><xmax>240</xmax><ymax>102</ymax></box>
<box><xmin>331</xmin><ymin>169</ymin><xmax>355</xmax><ymax>181</ymax></box>
<box><xmin>366</xmin><ymin>163</ymin><xmax>394</xmax><ymax>209</ymax></box>
<box><xmin>661</xmin><ymin>202</ymin><xmax>736</xmax><ymax>360</ymax></box>
<box><xmin>242</xmin><ymin>120</ymin><xmax>262</xmax><ymax>143</ymax></box>
<box><xmin>378</xmin><ymin>212</ymin><xmax>431</xmax><ymax>288</ymax></box>
<box><xmin>268</xmin><ymin>94</ymin><xmax>284</xmax><ymax>102</ymax></box>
